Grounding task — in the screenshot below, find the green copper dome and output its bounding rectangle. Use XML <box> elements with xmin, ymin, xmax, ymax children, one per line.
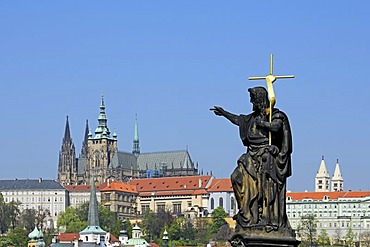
<box><xmin>28</xmin><ymin>226</ymin><xmax>40</xmax><ymax>240</ymax></box>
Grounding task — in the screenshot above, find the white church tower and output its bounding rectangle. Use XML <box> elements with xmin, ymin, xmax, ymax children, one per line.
<box><xmin>315</xmin><ymin>156</ymin><xmax>331</xmax><ymax>192</ymax></box>
<box><xmin>331</xmin><ymin>159</ymin><xmax>344</xmax><ymax>192</ymax></box>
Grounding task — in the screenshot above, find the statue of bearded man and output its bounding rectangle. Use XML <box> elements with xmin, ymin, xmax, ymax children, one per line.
<box><xmin>211</xmin><ymin>86</ymin><xmax>292</xmax><ymax>232</ymax></box>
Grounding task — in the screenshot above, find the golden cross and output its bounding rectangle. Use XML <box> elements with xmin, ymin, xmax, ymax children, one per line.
<box><xmin>248</xmin><ymin>54</ymin><xmax>294</xmax><ymax>144</ymax></box>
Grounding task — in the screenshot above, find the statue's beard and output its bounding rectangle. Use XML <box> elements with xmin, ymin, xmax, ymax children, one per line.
<box><xmin>253</xmin><ymin>102</ymin><xmax>266</xmax><ymax>114</ymax></box>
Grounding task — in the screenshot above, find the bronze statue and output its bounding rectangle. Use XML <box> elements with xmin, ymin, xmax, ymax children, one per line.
<box><xmin>211</xmin><ymin>86</ymin><xmax>292</xmax><ymax>232</ymax></box>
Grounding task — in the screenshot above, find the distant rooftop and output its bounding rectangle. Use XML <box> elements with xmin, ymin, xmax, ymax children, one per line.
<box><xmin>0</xmin><ymin>179</ymin><xmax>65</xmax><ymax>190</ymax></box>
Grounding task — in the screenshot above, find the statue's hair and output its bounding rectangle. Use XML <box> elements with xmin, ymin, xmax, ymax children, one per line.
<box><xmin>248</xmin><ymin>87</ymin><xmax>269</xmax><ymax>108</ymax></box>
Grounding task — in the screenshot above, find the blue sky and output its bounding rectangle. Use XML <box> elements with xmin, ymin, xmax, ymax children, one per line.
<box><xmin>1</xmin><ymin>1</ymin><xmax>369</xmax><ymax>192</ymax></box>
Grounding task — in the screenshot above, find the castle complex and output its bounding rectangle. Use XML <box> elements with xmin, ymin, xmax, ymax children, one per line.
<box><xmin>57</xmin><ymin>96</ymin><xmax>198</xmax><ymax>185</ymax></box>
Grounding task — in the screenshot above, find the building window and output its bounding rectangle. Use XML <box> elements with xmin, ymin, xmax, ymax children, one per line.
<box><xmin>231</xmin><ymin>197</ymin><xmax>235</xmax><ymax>210</ymax></box>
<box><xmin>105</xmin><ymin>193</ymin><xmax>110</xmax><ymax>201</ymax></box>
<box><xmin>219</xmin><ymin>198</ymin><xmax>223</xmax><ymax>207</ymax></box>
<box><xmin>141</xmin><ymin>204</ymin><xmax>149</xmax><ymax>213</ymax></box>
<box><xmin>173</xmin><ymin>203</ymin><xmax>181</xmax><ymax>214</ymax></box>
<box><xmin>211</xmin><ymin>198</ymin><xmax>214</xmax><ymax>210</ymax></box>
<box><xmin>157</xmin><ymin>204</ymin><xmax>165</xmax><ymax>212</ymax></box>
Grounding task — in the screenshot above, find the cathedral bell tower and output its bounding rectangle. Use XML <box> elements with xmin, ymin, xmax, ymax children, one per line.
<box><xmin>315</xmin><ymin>156</ymin><xmax>330</xmax><ymax>192</ymax></box>
<box><xmin>85</xmin><ymin>95</ymin><xmax>117</xmax><ymax>184</ymax></box>
<box><xmin>58</xmin><ymin>116</ymin><xmax>77</xmax><ymax>185</ymax></box>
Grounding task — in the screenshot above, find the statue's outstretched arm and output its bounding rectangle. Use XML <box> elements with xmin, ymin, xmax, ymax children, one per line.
<box><xmin>210</xmin><ymin>106</ymin><xmax>239</xmax><ymax>126</ymax></box>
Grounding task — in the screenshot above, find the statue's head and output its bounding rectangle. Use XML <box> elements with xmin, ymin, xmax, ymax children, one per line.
<box><xmin>248</xmin><ymin>87</ymin><xmax>269</xmax><ymax>113</ymax></box>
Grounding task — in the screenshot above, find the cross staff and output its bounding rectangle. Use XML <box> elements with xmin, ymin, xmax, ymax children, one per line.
<box><xmin>248</xmin><ymin>54</ymin><xmax>294</xmax><ymax>144</ymax></box>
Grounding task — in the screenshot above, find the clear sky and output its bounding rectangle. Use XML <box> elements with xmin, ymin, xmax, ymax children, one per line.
<box><xmin>1</xmin><ymin>1</ymin><xmax>369</xmax><ymax>192</ymax></box>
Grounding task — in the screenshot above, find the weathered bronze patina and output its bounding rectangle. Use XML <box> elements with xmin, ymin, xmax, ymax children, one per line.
<box><xmin>211</xmin><ymin>55</ymin><xmax>299</xmax><ymax>246</ymax></box>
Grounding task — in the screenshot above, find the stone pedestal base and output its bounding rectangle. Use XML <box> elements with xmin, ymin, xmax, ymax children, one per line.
<box><xmin>230</xmin><ymin>226</ymin><xmax>300</xmax><ymax>247</ymax></box>
<box><xmin>230</xmin><ymin>234</ymin><xmax>300</xmax><ymax>247</ymax></box>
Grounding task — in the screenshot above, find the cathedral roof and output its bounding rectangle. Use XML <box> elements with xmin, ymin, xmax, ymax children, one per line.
<box><xmin>110</xmin><ymin>151</ymin><xmax>138</xmax><ymax>169</ymax></box>
<box><xmin>0</xmin><ymin>179</ymin><xmax>65</xmax><ymax>190</ymax></box>
<box><xmin>137</xmin><ymin>150</ymin><xmax>193</xmax><ymax>170</ymax></box>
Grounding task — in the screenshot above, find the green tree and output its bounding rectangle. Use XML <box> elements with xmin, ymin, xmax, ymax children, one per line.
<box><xmin>6</xmin><ymin>227</ymin><xmax>28</xmax><ymax>247</ymax></box>
<box><xmin>19</xmin><ymin>208</ymin><xmax>37</xmax><ymax>232</ymax></box>
<box><xmin>182</xmin><ymin>219</ymin><xmax>197</xmax><ymax>244</ymax></box>
<box><xmin>57</xmin><ymin>206</ymin><xmax>82</xmax><ymax>231</ymax></box>
<box><xmin>66</xmin><ymin>221</ymin><xmax>88</xmax><ymax>233</ymax></box>
<box><xmin>140</xmin><ymin>209</ymin><xmax>173</xmax><ymax>243</ymax></box>
<box><xmin>98</xmin><ymin>205</ymin><xmax>117</xmax><ymax>232</ymax></box>
<box><xmin>297</xmin><ymin>214</ymin><xmax>317</xmax><ymax>247</ymax></box>
<box><xmin>345</xmin><ymin>227</ymin><xmax>356</xmax><ymax>247</ymax></box>
<box><xmin>317</xmin><ymin>229</ymin><xmax>331</xmax><ymax>247</ymax></box>
<box><xmin>359</xmin><ymin>231</ymin><xmax>370</xmax><ymax>247</ymax></box>
<box><xmin>0</xmin><ymin>235</ymin><xmax>13</xmax><ymax>247</ymax></box>
<box><xmin>36</xmin><ymin>208</ymin><xmax>51</xmax><ymax>230</ymax></box>
<box><xmin>8</xmin><ymin>200</ymin><xmax>20</xmax><ymax>230</ymax></box>
<box><xmin>0</xmin><ymin>194</ymin><xmax>11</xmax><ymax>234</ymax></box>
<box><xmin>195</xmin><ymin>217</ymin><xmax>212</xmax><ymax>245</ymax></box>
<box><xmin>210</xmin><ymin>207</ymin><xmax>228</xmax><ymax>234</ymax></box>
<box><xmin>167</xmin><ymin>218</ymin><xmax>182</xmax><ymax>241</ymax></box>
<box><xmin>58</xmin><ymin>203</ymin><xmax>118</xmax><ymax>233</ymax></box>
<box><xmin>125</xmin><ymin>219</ymin><xmax>133</xmax><ymax>239</ymax></box>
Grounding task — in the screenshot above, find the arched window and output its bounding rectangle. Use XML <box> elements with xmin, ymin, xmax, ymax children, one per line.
<box><xmin>231</xmin><ymin>197</ymin><xmax>235</xmax><ymax>210</ymax></box>
<box><xmin>219</xmin><ymin>197</ymin><xmax>224</xmax><ymax>207</ymax></box>
<box><xmin>211</xmin><ymin>198</ymin><xmax>214</xmax><ymax>209</ymax></box>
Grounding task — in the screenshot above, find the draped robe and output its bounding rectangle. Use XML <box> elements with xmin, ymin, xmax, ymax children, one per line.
<box><xmin>231</xmin><ymin>108</ymin><xmax>292</xmax><ymax>230</ymax></box>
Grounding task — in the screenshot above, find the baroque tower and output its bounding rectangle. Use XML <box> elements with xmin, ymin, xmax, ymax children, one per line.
<box><xmin>132</xmin><ymin>115</ymin><xmax>140</xmax><ymax>157</ymax></box>
<box><xmin>315</xmin><ymin>156</ymin><xmax>330</xmax><ymax>192</ymax></box>
<box><xmin>331</xmin><ymin>159</ymin><xmax>344</xmax><ymax>192</ymax></box>
<box><xmin>58</xmin><ymin>116</ymin><xmax>77</xmax><ymax>185</ymax></box>
<box><xmin>85</xmin><ymin>95</ymin><xmax>118</xmax><ymax>184</ymax></box>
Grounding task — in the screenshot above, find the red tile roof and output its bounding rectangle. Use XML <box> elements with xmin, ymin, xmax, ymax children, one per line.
<box><xmin>131</xmin><ymin>176</ymin><xmax>212</xmax><ymax>197</ymax></box>
<box><xmin>100</xmin><ymin>181</ymin><xmax>137</xmax><ymax>193</ymax></box>
<box><xmin>131</xmin><ymin>175</ymin><xmax>212</xmax><ymax>192</ymax></box>
<box><xmin>207</xmin><ymin>178</ymin><xmax>233</xmax><ymax>192</ymax></box>
<box><xmin>109</xmin><ymin>233</ymin><xmax>119</xmax><ymax>243</ymax></box>
<box><xmin>287</xmin><ymin>191</ymin><xmax>370</xmax><ymax>201</ymax></box>
<box><xmin>57</xmin><ymin>233</ymin><xmax>79</xmax><ymax>242</ymax></box>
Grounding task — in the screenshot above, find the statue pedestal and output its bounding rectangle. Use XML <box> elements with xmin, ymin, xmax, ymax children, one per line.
<box><xmin>230</xmin><ymin>227</ymin><xmax>300</xmax><ymax>247</ymax></box>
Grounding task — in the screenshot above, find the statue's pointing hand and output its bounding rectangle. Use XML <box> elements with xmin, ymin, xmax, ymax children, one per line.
<box><xmin>210</xmin><ymin>106</ymin><xmax>224</xmax><ymax>116</ymax></box>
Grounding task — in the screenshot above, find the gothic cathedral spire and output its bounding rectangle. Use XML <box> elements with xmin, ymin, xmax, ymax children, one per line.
<box><xmin>132</xmin><ymin>115</ymin><xmax>140</xmax><ymax>157</ymax></box>
<box><xmin>58</xmin><ymin>116</ymin><xmax>77</xmax><ymax>185</ymax></box>
<box><xmin>80</xmin><ymin>119</ymin><xmax>89</xmax><ymax>158</ymax></box>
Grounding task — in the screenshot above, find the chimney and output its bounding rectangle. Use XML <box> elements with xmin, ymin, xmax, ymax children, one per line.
<box><xmin>199</xmin><ymin>178</ymin><xmax>202</xmax><ymax>188</ymax></box>
<box><xmin>39</xmin><ymin>178</ymin><xmax>42</xmax><ymax>183</ymax></box>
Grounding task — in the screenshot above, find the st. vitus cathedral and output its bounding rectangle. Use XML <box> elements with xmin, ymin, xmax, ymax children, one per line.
<box><xmin>58</xmin><ymin>96</ymin><xmax>199</xmax><ymax>185</ymax></box>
